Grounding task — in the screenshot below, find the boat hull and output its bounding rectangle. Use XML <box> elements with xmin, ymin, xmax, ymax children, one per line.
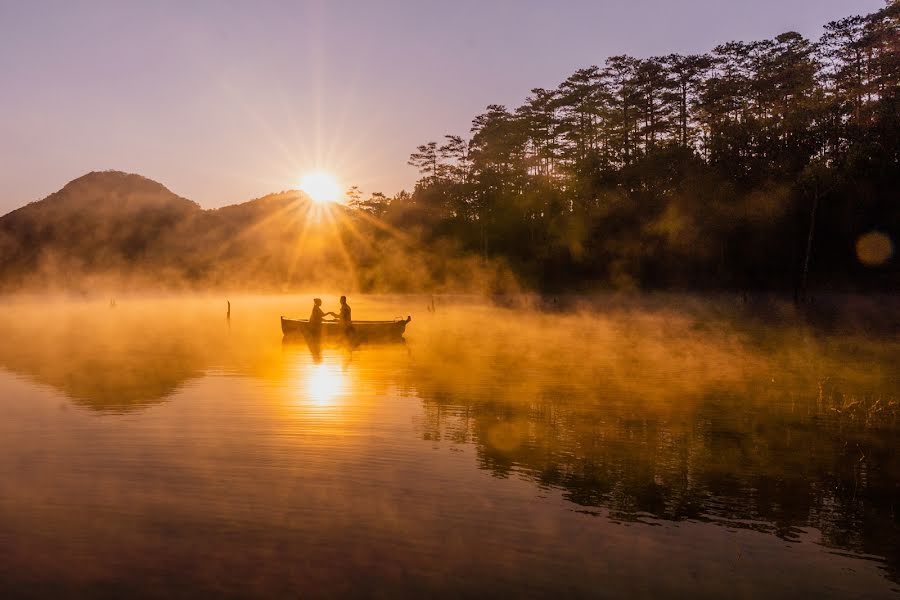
<box><xmin>281</xmin><ymin>316</ymin><xmax>411</xmax><ymax>341</ymax></box>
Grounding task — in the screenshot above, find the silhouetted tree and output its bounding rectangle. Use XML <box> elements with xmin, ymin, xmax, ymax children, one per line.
<box><xmin>379</xmin><ymin>3</ymin><xmax>897</xmax><ymax>294</ymax></box>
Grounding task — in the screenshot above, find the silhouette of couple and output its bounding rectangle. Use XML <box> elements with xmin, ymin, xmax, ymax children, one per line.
<box><xmin>308</xmin><ymin>296</ymin><xmax>352</xmax><ymax>334</ymax></box>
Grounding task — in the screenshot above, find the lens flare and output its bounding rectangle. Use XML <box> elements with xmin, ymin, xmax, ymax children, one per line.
<box><xmin>856</xmin><ymin>231</ymin><xmax>893</xmax><ymax>267</ymax></box>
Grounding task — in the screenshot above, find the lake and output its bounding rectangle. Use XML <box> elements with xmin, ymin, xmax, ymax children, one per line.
<box><xmin>0</xmin><ymin>294</ymin><xmax>897</xmax><ymax>598</ymax></box>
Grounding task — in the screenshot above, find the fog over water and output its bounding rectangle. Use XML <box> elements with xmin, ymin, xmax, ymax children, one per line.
<box><xmin>0</xmin><ymin>294</ymin><xmax>897</xmax><ymax>597</ymax></box>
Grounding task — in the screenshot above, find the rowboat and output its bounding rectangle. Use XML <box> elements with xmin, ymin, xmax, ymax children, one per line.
<box><xmin>280</xmin><ymin>315</ymin><xmax>411</xmax><ymax>341</ymax></box>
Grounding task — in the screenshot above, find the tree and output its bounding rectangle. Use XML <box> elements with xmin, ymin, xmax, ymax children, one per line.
<box><xmin>603</xmin><ymin>55</ymin><xmax>641</xmax><ymax>166</ymax></box>
<box><xmin>383</xmin><ymin>3</ymin><xmax>897</xmax><ymax>293</ymax></box>
<box><xmin>556</xmin><ymin>67</ymin><xmax>606</xmax><ymax>173</ymax></box>
<box><xmin>664</xmin><ymin>54</ymin><xmax>711</xmax><ymax>149</ymax></box>
<box><xmin>408</xmin><ymin>142</ymin><xmax>441</xmax><ymax>183</ymax></box>
<box><xmin>634</xmin><ymin>57</ymin><xmax>673</xmax><ymax>152</ymax></box>
<box><xmin>345</xmin><ymin>185</ymin><xmax>363</xmax><ymax>207</ymax></box>
<box><xmin>356</xmin><ymin>192</ymin><xmax>390</xmax><ymax>218</ymax></box>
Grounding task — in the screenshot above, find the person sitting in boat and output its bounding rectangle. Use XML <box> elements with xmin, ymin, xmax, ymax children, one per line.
<box><xmin>309</xmin><ymin>298</ymin><xmax>336</xmax><ymax>334</ymax></box>
<box><xmin>338</xmin><ymin>296</ymin><xmax>352</xmax><ymax>332</ymax></box>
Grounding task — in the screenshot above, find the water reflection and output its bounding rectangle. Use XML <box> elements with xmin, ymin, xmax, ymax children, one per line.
<box><xmin>0</xmin><ymin>301</ymin><xmax>206</xmax><ymax>412</ymax></box>
<box><xmin>0</xmin><ymin>295</ymin><xmax>897</xmax><ymax>595</ymax></box>
<box><xmin>402</xmin><ymin>306</ymin><xmax>900</xmax><ymax>586</ymax></box>
<box><xmin>305</xmin><ymin>363</ymin><xmax>346</xmax><ymax>406</ymax></box>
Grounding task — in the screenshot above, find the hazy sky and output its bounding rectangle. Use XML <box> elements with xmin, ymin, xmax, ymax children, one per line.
<box><xmin>0</xmin><ymin>0</ymin><xmax>884</xmax><ymax>212</ymax></box>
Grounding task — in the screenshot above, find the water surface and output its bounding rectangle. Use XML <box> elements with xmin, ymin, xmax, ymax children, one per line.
<box><xmin>0</xmin><ymin>295</ymin><xmax>897</xmax><ymax>598</ymax></box>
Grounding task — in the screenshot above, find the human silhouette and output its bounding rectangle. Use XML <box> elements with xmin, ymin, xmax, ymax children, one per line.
<box><xmin>309</xmin><ymin>298</ymin><xmax>327</xmax><ymax>335</ymax></box>
<box><xmin>338</xmin><ymin>295</ymin><xmax>353</xmax><ymax>333</ymax></box>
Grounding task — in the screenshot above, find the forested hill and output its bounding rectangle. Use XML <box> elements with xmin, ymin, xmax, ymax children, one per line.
<box><xmin>0</xmin><ymin>171</ymin><xmax>504</xmax><ymax>293</ymax></box>
<box><xmin>352</xmin><ymin>2</ymin><xmax>898</xmax><ymax>295</ymax></box>
<box><xmin>0</xmin><ymin>171</ymin><xmax>307</xmax><ymax>291</ymax></box>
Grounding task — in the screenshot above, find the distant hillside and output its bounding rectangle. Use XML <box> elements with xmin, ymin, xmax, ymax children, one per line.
<box><xmin>0</xmin><ymin>171</ymin><xmax>508</xmax><ymax>293</ymax></box>
<box><xmin>0</xmin><ymin>171</ymin><xmax>312</xmax><ymax>291</ymax></box>
<box><xmin>0</xmin><ymin>172</ymin><xmax>197</xmax><ymax>274</ymax></box>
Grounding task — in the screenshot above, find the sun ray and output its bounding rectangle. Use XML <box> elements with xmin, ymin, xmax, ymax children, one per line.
<box><xmin>329</xmin><ymin>207</ymin><xmax>376</xmax><ymax>253</ymax></box>
<box><xmin>350</xmin><ymin>206</ymin><xmax>421</xmax><ymax>249</ymax></box>
<box><xmin>214</xmin><ymin>193</ymin><xmax>310</xmax><ymax>255</ymax></box>
<box><xmin>321</xmin><ymin>205</ymin><xmax>359</xmax><ymax>289</ymax></box>
<box><xmin>284</xmin><ymin>205</ymin><xmax>318</xmax><ymax>286</ymax></box>
<box><xmin>203</xmin><ymin>199</ymin><xmax>295</xmax><ymax>274</ymax></box>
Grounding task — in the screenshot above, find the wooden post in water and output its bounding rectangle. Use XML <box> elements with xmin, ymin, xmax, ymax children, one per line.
<box><xmin>799</xmin><ymin>186</ymin><xmax>820</xmax><ymax>305</ymax></box>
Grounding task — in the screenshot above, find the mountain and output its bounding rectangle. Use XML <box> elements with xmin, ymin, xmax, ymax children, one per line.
<box><xmin>1</xmin><ymin>172</ymin><xmax>196</xmax><ymax>267</ymax></box>
<box><xmin>0</xmin><ymin>171</ymin><xmax>331</xmax><ymax>291</ymax></box>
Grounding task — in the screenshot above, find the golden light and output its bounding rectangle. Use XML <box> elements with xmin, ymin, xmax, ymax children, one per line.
<box><xmin>305</xmin><ymin>363</ymin><xmax>345</xmax><ymax>406</ymax></box>
<box><xmin>299</xmin><ymin>171</ymin><xmax>342</xmax><ymax>204</ymax></box>
<box><xmin>856</xmin><ymin>231</ymin><xmax>893</xmax><ymax>267</ymax></box>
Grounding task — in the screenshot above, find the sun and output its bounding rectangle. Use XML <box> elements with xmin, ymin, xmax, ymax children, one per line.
<box><xmin>299</xmin><ymin>171</ymin><xmax>342</xmax><ymax>204</ymax></box>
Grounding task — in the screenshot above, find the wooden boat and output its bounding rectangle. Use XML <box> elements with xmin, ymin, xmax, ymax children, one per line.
<box><xmin>281</xmin><ymin>315</ymin><xmax>411</xmax><ymax>341</ymax></box>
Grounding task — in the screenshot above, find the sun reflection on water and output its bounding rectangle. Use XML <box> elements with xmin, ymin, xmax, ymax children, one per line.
<box><xmin>304</xmin><ymin>363</ymin><xmax>346</xmax><ymax>406</ymax></box>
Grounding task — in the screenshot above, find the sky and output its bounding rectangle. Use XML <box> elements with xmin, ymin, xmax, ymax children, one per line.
<box><xmin>0</xmin><ymin>0</ymin><xmax>886</xmax><ymax>213</ymax></box>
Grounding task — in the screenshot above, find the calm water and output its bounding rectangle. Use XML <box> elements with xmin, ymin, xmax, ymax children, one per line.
<box><xmin>0</xmin><ymin>295</ymin><xmax>897</xmax><ymax>598</ymax></box>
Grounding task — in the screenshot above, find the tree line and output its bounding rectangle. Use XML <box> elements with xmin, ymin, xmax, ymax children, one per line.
<box><xmin>352</xmin><ymin>3</ymin><xmax>898</xmax><ymax>295</ymax></box>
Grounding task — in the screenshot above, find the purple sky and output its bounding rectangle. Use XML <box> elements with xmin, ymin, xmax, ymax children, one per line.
<box><xmin>0</xmin><ymin>0</ymin><xmax>884</xmax><ymax>212</ymax></box>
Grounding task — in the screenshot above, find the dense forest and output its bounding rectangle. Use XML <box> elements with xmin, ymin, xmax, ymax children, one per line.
<box><xmin>352</xmin><ymin>2</ymin><xmax>899</xmax><ymax>295</ymax></box>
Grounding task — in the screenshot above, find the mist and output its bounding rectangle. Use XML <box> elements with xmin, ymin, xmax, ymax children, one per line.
<box><xmin>0</xmin><ymin>2</ymin><xmax>897</xmax><ymax>595</ymax></box>
<box><xmin>0</xmin><ymin>172</ymin><xmax>530</xmax><ymax>298</ymax></box>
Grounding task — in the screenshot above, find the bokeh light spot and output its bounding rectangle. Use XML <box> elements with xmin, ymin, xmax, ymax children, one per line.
<box><xmin>855</xmin><ymin>231</ymin><xmax>893</xmax><ymax>267</ymax></box>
